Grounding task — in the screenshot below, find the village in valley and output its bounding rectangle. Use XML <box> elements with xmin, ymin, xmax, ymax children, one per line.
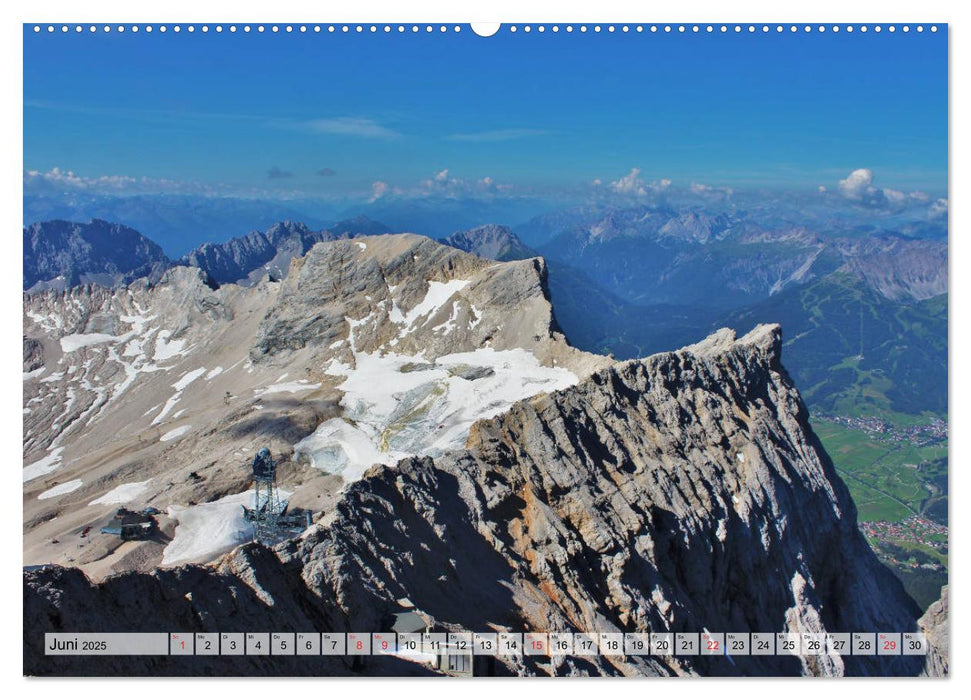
<box><xmin>860</xmin><ymin>515</ymin><xmax>948</xmax><ymax>570</ymax></box>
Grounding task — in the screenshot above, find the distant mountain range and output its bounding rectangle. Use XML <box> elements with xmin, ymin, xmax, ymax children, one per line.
<box><xmin>179</xmin><ymin>216</ymin><xmax>392</xmax><ymax>286</ymax></box>
<box><xmin>23</xmin><ymin>219</ymin><xmax>170</xmax><ymax>292</ymax></box>
<box><xmin>528</xmin><ymin>206</ymin><xmax>946</xmax><ymax>308</ymax></box>
<box><xmin>349</xmin><ymin>194</ymin><xmax>551</xmax><ymax>240</ymax></box>
<box><xmin>24</xmin><ymin>193</ymin><xmax>335</xmax><ymax>258</ymax></box>
<box><xmin>439</xmin><ymin>221</ymin><xmax>947</xmax><ymax>418</ymax></box>
<box><xmin>23</xmin><ymin>216</ymin><xmax>393</xmax><ymax>290</ymax></box>
<box><xmin>23</xmin><ymin>207</ymin><xmax>947</xmax><ymax>418</ymax></box>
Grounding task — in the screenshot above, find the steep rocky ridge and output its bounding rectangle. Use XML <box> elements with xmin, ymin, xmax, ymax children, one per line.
<box><xmin>177</xmin><ymin>220</ymin><xmax>324</xmax><ymax>285</ymax></box>
<box><xmin>25</xmin><ymin>325</ymin><xmax>926</xmax><ymax>677</ymax></box>
<box><xmin>918</xmin><ymin>586</ymin><xmax>948</xmax><ymax>676</ymax></box>
<box><xmin>24</xmin><ymin>219</ymin><xmax>170</xmax><ymax>292</ymax></box>
<box><xmin>178</xmin><ymin>217</ymin><xmax>392</xmax><ymax>286</ymax></box>
<box><xmin>440</xmin><ymin>224</ymin><xmax>536</xmax><ymax>262</ymax></box>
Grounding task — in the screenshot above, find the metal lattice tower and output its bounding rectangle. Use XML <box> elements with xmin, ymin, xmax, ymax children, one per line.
<box><xmin>246</xmin><ymin>448</ymin><xmax>284</xmax><ymax>543</ymax></box>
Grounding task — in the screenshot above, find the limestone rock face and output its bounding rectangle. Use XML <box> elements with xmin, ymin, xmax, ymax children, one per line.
<box><xmin>25</xmin><ymin>324</ymin><xmax>924</xmax><ymax>677</ymax></box>
<box><xmin>919</xmin><ymin>586</ymin><xmax>948</xmax><ymax>676</ymax></box>
<box><xmin>249</xmin><ymin>234</ymin><xmax>601</xmax><ymax>374</ymax></box>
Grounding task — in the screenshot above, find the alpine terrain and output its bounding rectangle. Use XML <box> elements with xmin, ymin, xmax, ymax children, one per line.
<box><xmin>23</xmin><ymin>233</ymin><xmax>943</xmax><ymax>677</ymax></box>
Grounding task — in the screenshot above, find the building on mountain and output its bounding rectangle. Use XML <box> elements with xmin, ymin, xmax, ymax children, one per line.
<box><xmin>99</xmin><ymin>508</ymin><xmax>156</xmax><ymax>540</ymax></box>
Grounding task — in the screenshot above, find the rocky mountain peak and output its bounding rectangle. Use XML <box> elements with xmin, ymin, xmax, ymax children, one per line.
<box><xmin>24</xmin><ymin>320</ymin><xmax>929</xmax><ymax>676</ymax></box>
<box><xmin>250</xmin><ymin>234</ymin><xmax>600</xmax><ymax>374</ymax></box>
<box><xmin>286</xmin><ymin>322</ymin><xmax>923</xmax><ymax>676</ymax></box>
<box><xmin>676</xmin><ymin>325</ymin><xmax>786</xmax><ymax>378</ymax></box>
<box><xmin>177</xmin><ymin>220</ymin><xmax>328</xmax><ymax>286</ymax></box>
<box><xmin>263</xmin><ymin>219</ymin><xmax>314</xmax><ymax>245</ymax></box>
<box><xmin>440</xmin><ymin>224</ymin><xmax>535</xmax><ymax>262</ymax></box>
<box><xmin>24</xmin><ymin>219</ymin><xmax>170</xmax><ymax>292</ymax></box>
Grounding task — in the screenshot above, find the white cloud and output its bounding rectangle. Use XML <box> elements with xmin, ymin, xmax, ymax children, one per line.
<box><xmin>475</xmin><ymin>176</ymin><xmax>512</xmax><ymax>194</ymax></box>
<box><xmin>23</xmin><ymin>167</ymin><xmax>215</xmax><ymax>196</ymax></box>
<box><xmin>418</xmin><ymin>169</ymin><xmax>511</xmax><ymax>196</ymax></box>
<box><xmin>929</xmin><ymin>198</ymin><xmax>948</xmax><ymax>218</ymax></box>
<box><xmin>836</xmin><ymin>168</ymin><xmax>931</xmax><ymax>210</ymax></box>
<box><xmin>25</xmin><ymin>167</ymin><xmax>136</xmax><ymax>191</ymax></box>
<box><xmin>606</xmin><ymin>169</ymin><xmax>671</xmax><ymax>196</ymax></box>
<box><xmin>690</xmin><ymin>182</ymin><xmax>733</xmax><ymax>198</ymax></box>
<box><xmin>367</xmin><ymin>170</ymin><xmax>513</xmax><ymax>202</ymax></box>
<box><xmin>882</xmin><ymin>188</ymin><xmax>907</xmax><ymax>205</ymax></box>
<box><xmin>610</xmin><ymin>168</ymin><xmax>648</xmax><ymax>196</ymax></box>
<box><xmin>838</xmin><ymin>168</ymin><xmax>876</xmax><ymax>201</ymax></box>
<box><xmin>303</xmin><ymin>117</ymin><xmax>398</xmax><ymax>139</ymax></box>
<box><xmin>418</xmin><ymin>169</ymin><xmax>464</xmax><ymax>194</ymax></box>
<box><xmin>368</xmin><ymin>181</ymin><xmax>390</xmax><ymax>202</ymax></box>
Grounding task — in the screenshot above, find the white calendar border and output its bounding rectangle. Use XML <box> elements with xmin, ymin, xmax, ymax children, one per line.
<box><xmin>4</xmin><ymin>0</ymin><xmax>964</xmax><ymax>699</ymax></box>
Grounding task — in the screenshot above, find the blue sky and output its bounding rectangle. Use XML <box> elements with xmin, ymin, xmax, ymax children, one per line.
<box><xmin>23</xmin><ymin>24</ymin><xmax>948</xmax><ymax>200</ymax></box>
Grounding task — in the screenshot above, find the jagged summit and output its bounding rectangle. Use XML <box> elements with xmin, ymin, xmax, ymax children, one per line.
<box><xmin>292</xmin><ymin>321</ymin><xmax>922</xmax><ymax>676</ymax></box>
<box><xmin>23</xmin><ymin>219</ymin><xmax>170</xmax><ymax>292</ymax></box>
<box><xmin>262</xmin><ymin>219</ymin><xmax>315</xmax><ymax>244</ymax></box>
<box><xmin>177</xmin><ymin>217</ymin><xmax>396</xmax><ymax>287</ymax></box>
<box><xmin>440</xmin><ymin>224</ymin><xmax>535</xmax><ymax>262</ymax></box>
<box><xmin>177</xmin><ymin>219</ymin><xmax>327</xmax><ymax>286</ymax></box>
<box><xmin>680</xmin><ymin>323</ymin><xmax>781</xmax><ymax>358</ymax></box>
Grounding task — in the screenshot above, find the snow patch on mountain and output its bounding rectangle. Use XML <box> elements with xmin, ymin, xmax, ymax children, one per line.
<box><xmin>257</xmin><ymin>380</ymin><xmax>322</xmax><ymax>395</ymax></box>
<box><xmin>89</xmin><ymin>480</ymin><xmax>152</xmax><ymax>505</ymax></box>
<box><xmin>38</xmin><ymin>479</ymin><xmax>83</xmax><ymax>500</ymax></box>
<box><xmin>162</xmin><ymin>488</ymin><xmax>292</xmax><ymax>566</ymax></box>
<box><xmin>399</xmin><ymin>279</ymin><xmax>470</xmax><ymax>333</ymax></box>
<box><xmin>160</xmin><ymin>425</ymin><xmax>193</xmax><ymax>442</ymax></box>
<box><xmin>60</xmin><ymin>333</ymin><xmax>118</xmax><ymax>352</ymax></box>
<box><xmin>23</xmin><ymin>447</ymin><xmax>65</xmax><ymax>483</ymax></box>
<box><xmin>153</xmin><ymin>331</ymin><xmax>188</xmax><ymax>361</ymax></box>
<box><xmin>151</xmin><ymin>368</ymin><xmax>207</xmax><ymax>426</ymax></box>
<box><xmin>295</xmin><ymin>346</ymin><xmax>578</xmax><ymax>482</ymax></box>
